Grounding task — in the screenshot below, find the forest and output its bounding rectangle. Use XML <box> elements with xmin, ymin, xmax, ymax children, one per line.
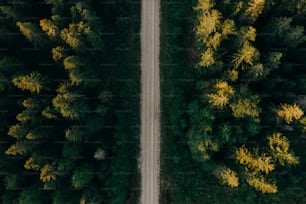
<box><xmin>0</xmin><ymin>0</ymin><xmax>140</xmax><ymax>203</ymax></box>
<box><xmin>161</xmin><ymin>0</ymin><xmax>306</xmax><ymax>203</ymax></box>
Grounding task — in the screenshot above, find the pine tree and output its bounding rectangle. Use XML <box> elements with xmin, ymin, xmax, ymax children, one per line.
<box><xmin>236</xmin><ymin>145</ymin><xmax>274</xmax><ymax>174</ymax></box>
<box><xmin>193</xmin><ymin>0</ymin><xmax>214</xmax><ymax>12</ymax></box>
<box><xmin>4</xmin><ymin>174</ymin><xmax>21</xmax><ymax>190</ymax></box>
<box><xmin>5</xmin><ymin>141</ymin><xmax>30</xmax><ymax>155</ymax></box>
<box><xmin>237</xmin><ymin>26</ymin><xmax>257</xmax><ymax>45</ymax></box>
<box><xmin>244</xmin><ymin>0</ymin><xmax>265</xmax><ymax>22</ymax></box>
<box><xmin>71</xmin><ymin>164</ymin><xmax>93</xmax><ymax>189</ymax></box>
<box><xmin>40</xmin><ymin>164</ymin><xmax>57</xmax><ymax>183</ymax></box>
<box><xmin>230</xmin><ymin>97</ymin><xmax>260</xmax><ymax>119</ymax></box>
<box><xmin>267</xmin><ymin>17</ymin><xmax>306</xmax><ymax>47</ymax></box>
<box><xmin>8</xmin><ymin>124</ymin><xmax>27</xmax><ymax>139</ymax></box>
<box><xmin>18</xmin><ymin>185</ymin><xmax>44</xmax><ymax>203</ymax></box>
<box><xmin>0</xmin><ymin>57</ymin><xmax>21</xmax><ymax>74</ymax></box>
<box><xmin>196</xmin><ymin>8</ymin><xmax>221</xmax><ymax>40</ymax></box>
<box><xmin>16</xmin><ymin>109</ymin><xmax>33</xmax><ymax>122</ymax></box>
<box><xmin>13</xmin><ymin>72</ymin><xmax>44</xmax><ymax>94</ymax></box>
<box><xmin>70</xmin><ymin>1</ymin><xmax>103</xmax><ymax>31</ymax></box>
<box><xmin>232</xmin><ymin>41</ymin><xmax>259</xmax><ymax>69</ymax></box>
<box><xmin>51</xmin><ymin>46</ymin><xmax>66</xmax><ymax>61</ymax></box>
<box><xmin>42</xmin><ymin>106</ymin><xmax>58</xmax><ymax>119</ymax></box>
<box><xmin>0</xmin><ymin>6</ymin><xmax>20</xmax><ymax>20</ymax></box>
<box><xmin>246</xmin><ymin>175</ymin><xmax>277</xmax><ymax>193</ymax></box>
<box><xmin>220</xmin><ymin>168</ymin><xmax>239</xmax><ymax>188</ymax></box>
<box><xmin>22</xmin><ymin>98</ymin><xmax>40</xmax><ymax>109</ymax></box>
<box><xmin>40</xmin><ymin>18</ymin><xmax>59</xmax><ymax>38</ymax></box>
<box><xmin>63</xmin><ymin>56</ymin><xmax>82</xmax><ymax>70</ymax></box>
<box><xmin>16</xmin><ymin>22</ymin><xmax>46</xmax><ymax>47</ymax></box>
<box><xmin>207</xmin><ymin>81</ymin><xmax>234</xmax><ymax>109</ymax></box>
<box><xmin>199</xmin><ymin>48</ymin><xmax>215</xmax><ymax>67</ymax></box>
<box><xmin>267</xmin><ymin>132</ymin><xmax>299</xmax><ymax>166</ymax></box>
<box><xmin>197</xmin><ymin>139</ymin><xmax>219</xmax><ymax>160</ymax></box>
<box><xmin>277</xmin><ymin>103</ymin><xmax>304</xmax><ymax>124</ymax></box>
<box><xmin>207</xmin><ymin>93</ymin><xmax>229</xmax><ymax>109</ymax></box>
<box><xmin>52</xmin><ymin>92</ymin><xmax>88</xmax><ymax>119</ymax></box>
<box><xmin>221</xmin><ymin>19</ymin><xmax>236</xmax><ymax>37</ymax></box>
<box><xmin>60</xmin><ymin>21</ymin><xmax>89</xmax><ymax>49</ymax></box>
<box><xmin>24</xmin><ymin>156</ymin><xmax>41</xmax><ymax>170</ymax></box>
<box><xmin>86</xmin><ymin>30</ymin><xmax>104</xmax><ymax>49</ymax></box>
<box><xmin>65</xmin><ymin>125</ymin><xmax>86</xmax><ymax>142</ymax></box>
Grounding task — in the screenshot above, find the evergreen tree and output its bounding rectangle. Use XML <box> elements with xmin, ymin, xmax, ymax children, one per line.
<box><xmin>71</xmin><ymin>164</ymin><xmax>93</xmax><ymax>189</ymax></box>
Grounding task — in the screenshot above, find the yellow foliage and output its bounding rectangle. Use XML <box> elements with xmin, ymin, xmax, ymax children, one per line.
<box><xmin>8</xmin><ymin>124</ymin><xmax>25</xmax><ymax>139</ymax></box>
<box><xmin>63</xmin><ymin>56</ymin><xmax>78</xmax><ymax>70</ymax></box>
<box><xmin>197</xmin><ymin>140</ymin><xmax>218</xmax><ymax>160</ymax></box>
<box><xmin>228</xmin><ymin>69</ymin><xmax>239</xmax><ymax>81</ymax></box>
<box><xmin>42</xmin><ymin>106</ymin><xmax>57</xmax><ymax>119</ymax></box>
<box><xmin>194</xmin><ymin>0</ymin><xmax>221</xmax><ymax>39</ymax></box>
<box><xmin>69</xmin><ymin>72</ymin><xmax>82</xmax><ymax>85</ymax></box>
<box><xmin>52</xmin><ymin>46</ymin><xmax>65</xmax><ymax>61</ymax></box>
<box><xmin>267</xmin><ymin>132</ymin><xmax>299</xmax><ymax>166</ymax></box>
<box><xmin>12</xmin><ymin>72</ymin><xmax>43</xmax><ymax>94</ymax></box>
<box><xmin>40</xmin><ymin>18</ymin><xmax>58</xmax><ymax>37</ymax></box>
<box><xmin>215</xmin><ymin>81</ymin><xmax>234</xmax><ymax>94</ymax></box>
<box><xmin>5</xmin><ymin>144</ymin><xmax>18</xmax><ymax>155</ymax></box>
<box><xmin>220</xmin><ymin>168</ymin><xmax>239</xmax><ymax>187</ymax></box>
<box><xmin>24</xmin><ymin>157</ymin><xmax>40</xmax><ymax>170</ymax></box>
<box><xmin>193</xmin><ymin>0</ymin><xmax>214</xmax><ymax>12</ymax></box>
<box><xmin>40</xmin><ymin>164</ymin><xmax>56</xmax><ymax>183</ymax></box>
<box><xmin>243</xmin><ymin>26</ymin><xmax>257</xmax><ymax>42</ymax></box>
<box><xmin>236</xmin><ymin>145</ymin><xmax>274</xmax><ymax>174</ymax></box>
<box><xmin>247</xmin><ymin>175</ymin><xmax>277</xmax><ymax>193</ymax></box>
<box><xmin>233</xmin><ymin>1</ymin><xmax>244</xmax><ymax>15</ymax></box>
<box><xmin>230</xmin><ymin>98</ymin><xmax>260</xmax><ymax>118</ymax></box>
<box><xmin>26</xmin><ymin>133</ymin><xmax>37</xmax><ymax>140</ymax></box>
<box><xmin>277</xmin><ymin>103</ymin><xmax>304</xmax><ymax>124</ymax></box>
<box><xmin>206</xmin><ymin>32</ymin><xmax>222</xmax><ymax>49</ymax></box>
<box><xmin>199</xmin><ymin>48</ymin><xmax>215</xmax><ymax>67</ymax></box>
<box><xmin>208</xmin><ymin>93</ymin><xmax>229</xmax><ymax>109</ymax></box>
<box><xmin>16</xmin><ymin>21</ymin><xmax>43</xmax><ymax>45</ymax></box>
<box><xmin>16</xmin><ymin>112</ymin><xmax>29</xmax><ymax>122</ymax></box>
<box><xmin>232</xmin><ymin>41</ymin><xmax>259</xmax><ymax>69</ymax></box>
<box><xmin>5</xmin><ymin>142</ymin><xmax>27</xmax><ymax>156</ymax></box>
<box><xmin>251</xmin><ymin>63</ymin><xmax>264</xmax><ymax>77</ymax></box>
<box><xmin>221</xmin><ymin>19</ymin><xmax>236</xmax><ymax>37</ymax></box>
<box><xmin>245</xmin><ymin>0</ymin><xmax>265</xmax><ymax>21</ymax></box>
<box><xmin>196</xmin><ymin>9</ymin><xmax>221</xmax><ymax>38</ymax></box>
<box><xmin>60</xmin><ymin>21</ymin><xmax>90</xmax><ymax>49</ymax></box>
<box><xmin>80</xmin><ymin>198</ymin><xmax>86</xmax><ymax>204</ymax></box>
<box><xmin>208</xmin><ymin>81</ymin><xmax>234</xmax><ymax>109</ymax></box>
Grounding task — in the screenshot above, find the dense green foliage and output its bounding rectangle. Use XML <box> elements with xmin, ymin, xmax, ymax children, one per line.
<box><xmin>161</xmin><ymin>0</ymin><xmax>306</xmax><ymax>203</ymax></box>
<box><xmin>0</xmin><ymin>0</ymin><xmax>140</xmax><ymax>203</ymax></box>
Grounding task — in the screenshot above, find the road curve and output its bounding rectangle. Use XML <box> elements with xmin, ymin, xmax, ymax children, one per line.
<box><xmin>140</xmin><ymin>0</ymin><xmax>160</xmax><ymax>203</ymax></box>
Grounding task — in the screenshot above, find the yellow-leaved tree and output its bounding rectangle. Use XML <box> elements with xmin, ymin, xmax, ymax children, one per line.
<box><xmin>236</xmin><ymin>145</ymin><xmax>274</xmax><ymax>174</ymax></box>
<box><xmin>267</xmin><ymin>132</ymin><xmax>299</xmax><ymax>166</ymax></box>
<box><xmin>207</xmin><ymin>81</ymin><xmax>234</xmax><ymax>109</ymax></box>
<box><xmin>13</xmin><ymin>72</ymin><xmax>44</xmax><ymax>94</ymax></box>
<box><xmin>277</xmin><ymin>103</ymin><xmax>304</xmax><ymax>124</ymax></box>
<box><xmin>230</xmin><ymin>97</ymin><xmax>261</xmax><ymax>119</ymax></box>
<box><xmin>246</xmin><ymin>175</ymin><xmax>277</xmax><ymax>193</ymax></box>
<box><xmin>220</xmin><ymin>168</ymin><xmax>239</xmax><ymax>188</ymax></box>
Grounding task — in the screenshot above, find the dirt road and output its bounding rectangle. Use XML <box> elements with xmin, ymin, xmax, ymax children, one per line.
<box><xmin>140</xmin><ymin>0</ymin><xmax>160</xmax><ymax>203</ymax></box>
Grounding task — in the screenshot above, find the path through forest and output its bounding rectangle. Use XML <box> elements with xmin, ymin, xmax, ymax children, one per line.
<box><xmin>140</xmin><ymin>0</ymin><xmax>160</xmax><ymax>203</ymax></box>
